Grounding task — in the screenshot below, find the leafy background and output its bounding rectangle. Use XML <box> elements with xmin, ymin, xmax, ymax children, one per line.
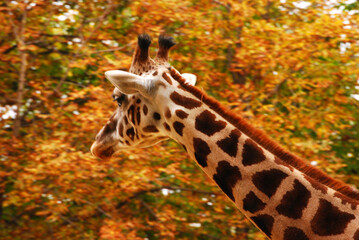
<box><xmin>1</xmin><ymin>0</ymin><xmax>358</xmax><ymax>239</ymax></box>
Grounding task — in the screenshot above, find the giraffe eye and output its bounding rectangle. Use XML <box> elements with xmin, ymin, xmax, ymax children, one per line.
<box><xmin>113</xmin><ymin>94</ymin><xmax>126</xmax><ymax>107</ymax></box>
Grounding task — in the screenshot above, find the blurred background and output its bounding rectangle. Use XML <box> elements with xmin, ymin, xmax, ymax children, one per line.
<box><xmin>1</xmin><ymin>0</ymin><xmax>358</xmax><ymax>239</ymax></box>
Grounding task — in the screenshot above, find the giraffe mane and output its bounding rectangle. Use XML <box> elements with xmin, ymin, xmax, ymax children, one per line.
<box><xmin>170</xmin><ymin>67</ymin><xmax>359</xmax><ymax>203</ymax></box>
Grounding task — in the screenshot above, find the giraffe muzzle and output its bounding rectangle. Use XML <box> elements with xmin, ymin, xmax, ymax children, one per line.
<box><xmin>90</xmin><ymin>141</ymin><xmax>115</xmax><ymax>160</ymax></box>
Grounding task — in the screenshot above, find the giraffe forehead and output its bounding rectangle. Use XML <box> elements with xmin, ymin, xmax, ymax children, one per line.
<box><xmin>131</xmin><ymin>63</ymin><xmax>170</xmax><ymax>77</ymax></box>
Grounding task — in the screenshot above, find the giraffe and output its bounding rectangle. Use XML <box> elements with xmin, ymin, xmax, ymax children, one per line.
<box><xmin>91</xmin><ymin>34</ymin><xmax>359</xmax><ymax>239</ymax></box>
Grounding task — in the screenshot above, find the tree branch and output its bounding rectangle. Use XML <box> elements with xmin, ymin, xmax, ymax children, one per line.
<box><xmin>140</xmin><ymin>199</ymin><xmax>159</xmax><ymax>221</ymax></box>
<box><xmin>83</xmin><ymin>199</ymin><xmax>113</xmax><ymax>219</ymax></box>
<box><xmin>5</xmin><ymin>1</ymin><xmax>28</xmax><ymax>137</ymax></box>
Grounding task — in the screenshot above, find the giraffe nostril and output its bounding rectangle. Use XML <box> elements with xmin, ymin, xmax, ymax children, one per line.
<box><xmin>91</xmin><ymin>141</ymin><xmax>115</xmax><ymax>160</ymax></box>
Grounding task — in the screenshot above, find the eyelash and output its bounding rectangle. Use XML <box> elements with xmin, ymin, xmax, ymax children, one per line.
<box><xmin>113</xmin><ymin>94</ymin><xmax>126</xmax><ymax>107</ymax></box>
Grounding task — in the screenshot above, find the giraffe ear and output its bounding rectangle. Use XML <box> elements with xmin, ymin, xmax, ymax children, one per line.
<box><xmin>105</xmin><ymin>70</ymin><xmax>152</xmax><ymax>96</ymax></box>
<box><xmin>182</xmin><ymin>73</ymin><xmax>197</xmax><ymax>86</ymax></box>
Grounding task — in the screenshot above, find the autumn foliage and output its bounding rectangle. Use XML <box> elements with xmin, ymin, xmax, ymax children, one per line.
<box><xmin>1</xmin><ymin>0</ymin><xmax>359</xmax><ymax>239</ymax></box>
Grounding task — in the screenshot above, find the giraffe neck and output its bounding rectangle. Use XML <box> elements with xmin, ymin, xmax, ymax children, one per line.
<box><xmin>161</xmin><ymin>78</ymin><xmax>359</xmax><ymax>239</ymax></box>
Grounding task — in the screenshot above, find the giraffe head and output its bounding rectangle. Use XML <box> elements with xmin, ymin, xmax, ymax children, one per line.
<box><xmin>91</xmin><ymin>34</ymin><xmax>197</xmax><ymax>160</ymax></box>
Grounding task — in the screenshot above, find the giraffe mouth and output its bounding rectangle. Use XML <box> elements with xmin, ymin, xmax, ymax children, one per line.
<box><xmin>91</xmin><ymin>142</ymin><xmax>115</xmax><ymax>160</ymax></box>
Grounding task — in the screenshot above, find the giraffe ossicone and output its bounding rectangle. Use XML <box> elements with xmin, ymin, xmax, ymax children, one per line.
<box><xmin>91</xmin><ymin>34</ymin><xmax>359</xmax><ymax>239</ymax></box>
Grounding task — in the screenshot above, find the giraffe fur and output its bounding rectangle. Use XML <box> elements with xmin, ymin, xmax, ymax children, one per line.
<box><xmin>91</xmin><ymin>34</ymin><xmax>359</xmax><ymax>239</ymax></box>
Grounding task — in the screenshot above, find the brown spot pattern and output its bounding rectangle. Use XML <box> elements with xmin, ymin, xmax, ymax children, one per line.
<box><xmin>128</xmin><ymin>105</ymin><xmax>135</xmax><ymax>124</ymax></box>
<box><xmin>252</xmin><ymin>169</ymin><xmax>288</xmax><ymax>197</ymax></box>
<box><xmin>173</xmin><ymin>121</ymin><xmax>185</xmax><ymax>136</ymax></box>
<box><xmin>276</xmin><ymin>180</ymin><xmax>311</xmax><ymax>219</ymax></box>
<box><xmin>119</xmin><ymin>123</ymin><xmax>124</xmax><ymax>137</ymax></box>
<box><xmin>136</xmin><ymin>107</ymin><xmax>141</xmax><ymax>125</ymax></box>
<box><xmin>250</xmin><ymin>214</ymin><xmax>274</xmax><ymax>238</ymax></box>
<box><xmin>242</xmin><ymin>139</ymin><xmax>266</xmax><ymax>166</ymax></box>
<box><xmin>165</xmin><ymin>108</ymin><xmax>171</xmax><ymax>119</ymax></box>
<box><xmin>195</xmin><ymin>110</ymin><xmax>226</xmax><ymax>136</ymax></box>
<box><xmin>153</xmin><ymin>112</ymin><xmax>161</xmax><ymax>120</ymax></box>
<box><xmin>170</xmin><ymin>91</ymin><xmax>202</xmax><ymax>109</ymax></box>
<box><xmin>311</xmin><ymin>199</ymin><xmax>355</xmax><ymax>236</ymax></box>
<box><xmin>152</xmin><ymin>71</ymin><xmax>158</xmax><ymax>76</ymax></box>
<box><xmin>193</xmin><ymin>138</ymin><xmax>211</xmax><ymax>168</ymax></box>
<box><xmin>354</xmin><ymin>229</ymin><xmax>359</xmax><ymax>240</ymax></box>
<box><xmin>213</xmin><ymin>161</ymin><xmax>241</xmax><ymax>201</ymax></box>
<box><xmin>126</xmin><ymin>127</ymin><xmax>135</xmax><ymax>141</ymax></box>
<box><xmin>243</xmin><ymin>191</ymin><xmax>266</xmax><ymax>214</ymax></box>
<box><xmin>162</xmin><ymin>72</ymin><xmax>173</xmax><ymax>85</ymax></box>
<box><xmin>284</xmin><ymin>227</ymin><xmax>309</xmax><ymax>240</ymax></box>
<box><xmin>163</xmin><ymin>123</ymin><xmax>171</xmax><ymax>131</ymax></box>
<box><xmin>143</xmin><ymin>125</ymin><xmax>159</xmax><ymax>133</ymax></box>
<box><xmin>143</xmin><ymin>105</ymin><xmax>148</xmax><ymax>115</ymax></box>
<box><xmin>169</xmin><ymin>60</ymin><xmax>359</xmax><ymax>202</ymax></box>
<box><xmin>216</xmin><ymin>129</ymin><xmax>241</xmax><ymax>157</ymax></box>
<box><xmin>175</xmin><ymin>109</ymin><xmax>189</xmax><ymax>119</ymax></box>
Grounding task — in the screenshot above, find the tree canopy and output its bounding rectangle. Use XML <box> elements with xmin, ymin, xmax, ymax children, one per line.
<box><xmin>1</xmin><ymin>0</ymin><xmax>358</xmax><ymax>239</ymax></box>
